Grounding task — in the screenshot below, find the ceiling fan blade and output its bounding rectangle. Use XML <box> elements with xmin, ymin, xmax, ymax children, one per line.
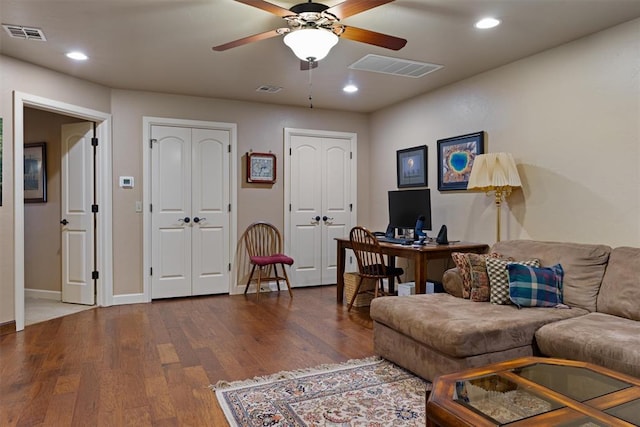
<box><xmin>234</xmin><ymin>0</ymin><xmax>293</xmax><ymax>17</ymax></box>
<box><xmin>341</xmin><ymin>25</ymin><xmax>407</xmax><ymax>50</ymax></box>
<box><xmin>326</xmin><ymin>0</ymin><xmax>395</xmax><ymax>20</ymax></box>
<box><xmin>300</xmin><ymin>60</ymin><xmax>318</xmax><ymax>71</ymax></box>
<box><xmin>212</xmin><ymin>29</ymin><xmax>282</xmax><ymax>51</ymax></box>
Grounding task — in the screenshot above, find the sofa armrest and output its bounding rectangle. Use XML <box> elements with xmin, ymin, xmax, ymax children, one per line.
<box><xmin>442</xmin><ymin>267</ymin><xmax>464</xmax><ymax>298</ymax></box>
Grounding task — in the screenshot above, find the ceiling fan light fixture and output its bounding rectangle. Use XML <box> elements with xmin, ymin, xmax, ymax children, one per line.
<box><xmin>283</xmin><ymin>28</ymin><xmax>339</xmax><ymax>62</ymax></box>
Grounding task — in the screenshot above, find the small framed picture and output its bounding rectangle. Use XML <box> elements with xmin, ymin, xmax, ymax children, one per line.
<box><xmin>247</xmin><ymin>152</ymin><xmax>276</xmax><ymax>184</ymax></box>
<box><xmin>437</xmin><ymin>132</ymin><xmax>485</xmax><ymax>191</ymax></box>
<box><xmin>24</xmin><ymin>142</ymin><xmax>47</xmax><ymax>203</ymax></box>
<box><xmin>396</xmin><ymin>145</ymin><xmax>427</xmax><ymax>188</ymax></box>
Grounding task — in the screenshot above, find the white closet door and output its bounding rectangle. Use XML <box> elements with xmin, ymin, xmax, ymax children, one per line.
<box><xmin>151</xmin><ymin>126</ymin><xmax>192</xmax><ymax>299</ymax></box>
<box><xmin>289</xmin><ymin>133</ymin><xmax>353</xmax><ymax>287</ymax></box>
<box><xmin>151</xmin><ymin>125</ymin><xmax>231</xmax><ymax>298</ymax></box>
<box><xmin>191</xmin><ymin>128</ymin><xmax>230</xmax><ymax>295</ymax></box>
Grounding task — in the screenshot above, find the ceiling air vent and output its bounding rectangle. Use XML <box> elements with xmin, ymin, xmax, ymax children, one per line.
<box><xmin>255</xmin><ymin>85</ymin><xmax>282</xmax><ymax>94</ymax></box>
<box><xmin>3</xmin><ymin>24</ymin><xmax>47</xmax><ymax>41</ymax></box>
<box><xmin>349</xmin><ymin>54</ymin><xmax>442</xmax><ymax>78</ymax></box>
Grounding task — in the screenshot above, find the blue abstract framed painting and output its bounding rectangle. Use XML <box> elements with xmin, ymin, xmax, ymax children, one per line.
<box><xmin>437</xmin><ymin>132</ymin><xmax>485</xmax><ymax>191</ymax></box>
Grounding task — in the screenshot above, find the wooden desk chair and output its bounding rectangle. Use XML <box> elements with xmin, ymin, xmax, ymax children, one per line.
<box><xmin>348</xmin><ymin>226</ymin><xmax>404</xmax><ymax>311</ymax></box>
<box><xmin>243</xmin><ymin>222</ymin><xmax>294</xmax><ymax>299</ymax></box>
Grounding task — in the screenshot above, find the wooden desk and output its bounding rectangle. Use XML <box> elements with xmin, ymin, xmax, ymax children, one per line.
<box><xmin>426</xmin><ymin>357</ymin><xmax>640</xmax><ymax>426</ymax></box>
<box><xmin>335</xmin><ymin>238</ymin><xmax>488</xmax><ymax>302</ymax></box>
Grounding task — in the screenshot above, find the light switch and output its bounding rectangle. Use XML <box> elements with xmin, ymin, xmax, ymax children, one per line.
<box><xmin>135</xmin><ymin>201</ymin><xmax>143</xmax><ymax>213</ymax></box>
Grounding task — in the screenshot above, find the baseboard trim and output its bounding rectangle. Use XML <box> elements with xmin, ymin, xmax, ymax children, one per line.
<box><xmin>0</xmin><ymin>320</ymin><xmax>17</xmax><ymax>336</ymax></box>
<box><xmin>112</xmin><ymin>293</ymin><xmax>148</xmax><ymax>305</ymax></box>
<box><xmin>25</xmin><ymin>288</ymin><xmax>62</xmax><ymax>301</ymax></box>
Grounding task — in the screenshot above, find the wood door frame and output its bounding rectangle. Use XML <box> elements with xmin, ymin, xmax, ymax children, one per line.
<box><xmin>142</xmin><ymin>117</ymin><xmax>238</xmax><ymax>300</ymax></box>
<box><xmin>13</xmin><ymin>91</ymin><xmax>114</xmax><ymax>332</ymax></box>
<box><xmin>283</xmin><ymin>128</ymin><xmax>358</xmax><ymax>285</ymax></box>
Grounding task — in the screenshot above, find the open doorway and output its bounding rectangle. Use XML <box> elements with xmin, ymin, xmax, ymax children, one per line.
<box><xmin>23</xmin><ymin>108</ymin><xmax>96</xmax><ymax>325</ymax></box>
<box><xmin>13</xmin><ymin>91</ymin><xmax>113</xmax><ymax>331</ymax></box>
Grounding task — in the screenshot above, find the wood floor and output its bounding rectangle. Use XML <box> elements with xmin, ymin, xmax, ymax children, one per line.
<box><xmin>0</xmin><ymin>286</ymin><xmax>375</xmax><ymax>426</ymax></box>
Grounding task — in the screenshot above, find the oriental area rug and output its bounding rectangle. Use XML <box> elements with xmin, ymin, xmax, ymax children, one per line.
<box><xmin>211</xmin><ymin>356</ymin><xmax>431</xmax><ymax>427</ymax></box>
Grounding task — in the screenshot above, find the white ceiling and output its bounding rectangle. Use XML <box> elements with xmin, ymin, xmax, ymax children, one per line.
<box><xmin>2</xmin><ymin>0</ymin><xmax>640</xmax><ymax>113</ymax></box>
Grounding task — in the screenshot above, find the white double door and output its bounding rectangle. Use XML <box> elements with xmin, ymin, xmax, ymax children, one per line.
<box><xmin>151</xmin><ymin>125</ymin><xmax>230</xmax><ymax>298</ymax></box>
<box><xmin>286</xmin><ymin>129</ymin><xmax>356</xmax><ymax>287</ymax></box>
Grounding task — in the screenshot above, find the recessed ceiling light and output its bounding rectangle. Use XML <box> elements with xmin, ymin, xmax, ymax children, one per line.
<box><xmin>343</xmin><ymin>84</ymin><xmax>358</xmax><ymax>93</ymax></box>
<box><xmin>475</xmin><ymin>17</ymin><xmax>501</xmax><ymax>29</ymax></box>
<box><xmin>66</xmin><ymin>51</ymin><xmax>88</xmax><ymax>61</ymax></box>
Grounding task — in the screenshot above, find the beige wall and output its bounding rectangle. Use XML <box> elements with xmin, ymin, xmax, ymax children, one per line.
<box><xmin>370</xmin><ymin>18</ymin><xmax>640</xmax><ymax>248</ymax></box>
<box><xmin>110</xmin><ymin>91</ymin><xmax>370</xmax><ymax>295</ymax></box>
<box><xmin>0</xmin><ymin>56</ymin><xmax>112</xmax><ymax>323</ymax></box>
<box><xmin>2</xmin><ymin>17</ymin><xmax>639</xmax><ymax>324</ymax></box>
<box><xmin>23</xmin><ymin>108</ymin><xmax>81</xmax><ymax>293</ymax></box>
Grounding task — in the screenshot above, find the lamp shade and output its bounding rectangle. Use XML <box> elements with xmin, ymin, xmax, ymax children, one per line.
<box><xmin>283</xmin><ymin>28</ymin><xmax>339</xmax><ymax>61</ymax></box>
<box><xmin>467</xmin><ymin>152</ymin><xmax>522</xmax><ymax>191</ymax></box>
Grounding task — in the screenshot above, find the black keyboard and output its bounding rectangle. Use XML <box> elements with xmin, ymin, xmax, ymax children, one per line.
<box><xmin>377</xmin><ymin>237</ymin><xmax>414</xmax><ymax>245</ymax></box>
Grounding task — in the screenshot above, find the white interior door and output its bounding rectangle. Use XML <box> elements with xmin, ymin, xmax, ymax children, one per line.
<box><xmin>151</xmin><ymin>126</ymin><xmax>192</xmax><ymax>299</ymax></box>
<box><xmin>287</xmin><ymin>130</ymin><xmax>355</xmax><ymax>287</ymax></box>
<box><xmin>61</xmin><ymin>122</ymin><xmax>95</xmax><ymax>305</ymax></box>
<box><xmin>151</xmin><ymin>125</ymin><xmax>230</xmax><ymax>298</ymax></box>
<box><xmin>191</xmin><ymin>128</ymin><xmax>230</xmax><ymax>295</ymax></box>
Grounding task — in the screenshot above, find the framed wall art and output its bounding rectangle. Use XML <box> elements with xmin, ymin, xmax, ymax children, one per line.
<box><xmin>437</xmin><ymin>131</ymin><xmax>485</xmax><ymax>191</ymax></box>
<box><xmin>24</xmin><ymin>142</ymin><xmax>47</xmax><ymax>203</ymax></box>
<box><xmin>246</xmin><ymin>152</ymin><xmax>276</xmax><ymax>184</ymax></box>
<box><xmin>396</xmin><ymin>145</ymin><xmax>427</xmax><ymax>188</ymax></box>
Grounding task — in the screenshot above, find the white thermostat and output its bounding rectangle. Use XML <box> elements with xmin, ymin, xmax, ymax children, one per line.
<box><xmin>119</xmin><ymin>176</ymin><xmax>134</xmax><ymax>188</ymax></box>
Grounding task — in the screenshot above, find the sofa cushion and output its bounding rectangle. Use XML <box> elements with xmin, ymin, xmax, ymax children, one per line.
<box><xmin>370</xmin><ymin>293</ymin><xmax>588</xmax><ymax>359</ymax></box>
<box><xmin>487</xmin><ymin>257</ymin><xmax>540</xmax><ymax>305</ymax></box>
<box><xmin>535</xmin><ymin>312</ymin><xmax>640</xmax><ymax>378</ymax></box>
<box><xmin>507</xmin><ymin>263</ymin><xmax>564</xmax><ymax>308</ymax></box>
<box><xmin>597</xmin><ymin>247</ymin><xmax>640</xmax><ymax>321</ymax></box>
<box><xmin>491</xmin><ymin>240</ymin><xmax>611</xmax><ymax>312</ymax></box>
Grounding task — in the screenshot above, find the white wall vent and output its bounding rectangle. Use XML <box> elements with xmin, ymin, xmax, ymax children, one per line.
<box><xmin>3</xmin><ymin>24</ymin><xmax>47</xmax><ymax>41</ymax></box>
<box><xmin>255</xmin><ymin>85</ymin><xmax>282</xmax><ymax>94</ymax></box>
<box><xmin>349</xmin><ymin>54</ymin><xmax>442</xmax><ymax>78</ymax></box>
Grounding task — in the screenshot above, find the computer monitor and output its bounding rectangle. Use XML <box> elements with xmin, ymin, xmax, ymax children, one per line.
<box><xmin>388</xmin><ymin>189</ymin><xmax>432</xmax><ymax>234</ymax></box>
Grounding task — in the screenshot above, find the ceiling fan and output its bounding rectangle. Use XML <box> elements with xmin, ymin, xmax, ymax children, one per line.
<box><xmin>212</xmin><ymin>0</ymin><xmax>407</xmax><ymax>67</ymax></box>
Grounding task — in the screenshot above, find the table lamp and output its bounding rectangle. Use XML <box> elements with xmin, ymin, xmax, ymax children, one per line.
<box><xmin>467</xmin><ymin>153</ymin><xmax>522</xmax><ymax>241</ymax></box>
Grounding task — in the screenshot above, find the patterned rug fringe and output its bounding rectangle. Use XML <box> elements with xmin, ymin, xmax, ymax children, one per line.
<box><xmin>210</xmin><ymin>355</ymin><xmax>383</xmax><ymax>391</ymax></box>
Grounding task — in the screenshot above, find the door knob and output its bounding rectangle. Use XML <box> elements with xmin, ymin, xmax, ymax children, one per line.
<box><xmin>193</xmin><ymin>217</ymin><xmax>206</xmax><ymax>223</ymax></box>
<box><xmin>323</xmin><ymin>216</ymin><xmax>334</xmax><ymax>222</ymax></box>
<box><xmin>313</xmin><ymin>216</ymin><xmax>321</xmax><ymax>221</ymax></box>
<box><xmin>60</xmin><ymin>219</ymin><xmax>69</xmax><ymax>225</ymax></box>
<box><xmin>178</xmin><ymin>217</ymin><xmax>191</xmax><ymax>223</ymax></box>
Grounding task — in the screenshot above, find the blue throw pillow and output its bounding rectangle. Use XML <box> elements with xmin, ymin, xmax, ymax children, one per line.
<box><xmin>507</xmin><ymin>263</ymin><xmax>565</xmax><ymax>308</ymax></box>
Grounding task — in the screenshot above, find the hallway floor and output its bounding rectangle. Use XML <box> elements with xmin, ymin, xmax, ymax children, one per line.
<box><xmin>25</xmin><ymin>297</ymin><xmax>96</xmax><ymax>326</ymax></box>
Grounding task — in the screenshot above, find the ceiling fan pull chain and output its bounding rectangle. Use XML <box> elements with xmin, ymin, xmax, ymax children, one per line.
<box><xmin>308</xmin><ymin>62</ymin><xmax>314</xmax><ymax>109</ymax></box>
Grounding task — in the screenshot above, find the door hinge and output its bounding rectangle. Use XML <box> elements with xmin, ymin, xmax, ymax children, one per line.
<box><xmin>150</xmin><ymin>204</ymin><xmax>153</xmax><ymax>213</ymax></box>
<box><xmin>150</xmin><ymin>267</ymin><xmax>153</xmax><ymax>276</ymax></box>
<box><xmin>92</xmin><ymin>271</ymin><xmax>99</xmax><ymax>280</ymax></box>
<box><xmin>349</xmin><ymin>203</ymin><xmax>353</xmax><ymax>212</ymax></box>
<box><xmin>228</xmin><ymin>203</ymin><xmax>231</xmax><ymax>212</ymax></box>
<box><xmin>228</xmin><ymin>263</ymin><xmax>231</xmax><ymax>272</ymax></box>
<box><xmin>349</xmin><ymin>256</ymin><xmax>353</xmax><ymax>265</ymax></box>
<box><xmin>350</xmin><ymin>151</ymin><xmax>352</xmax><ymax>159</ymax></box>
<box><xmin>91</xmin><ymin>204</ymin><xmax>99</xmax><ymax>213</ymax></box>
<box><xmin>91</xmin><ymin>137</ymin><xmax>99</xmax><ymax>147</ymax></box>
<box><xmin>289</xmin><ymin>204</ymin><xmax>291</xmax><ymax>212</ymax></box>
<box><xmin>150</xmin><ymin>138</ymin><xmax>156</xmax><ymax>149</ymax></box>
<box><xmin>228</xmin><ymin>145</ymin><xmax>231</xmax><ymax>153</ymax></box>
<box><xmin>289</xmin><ymin>148</ymin><xmax>292</xmax><ymax>155</ymax></box>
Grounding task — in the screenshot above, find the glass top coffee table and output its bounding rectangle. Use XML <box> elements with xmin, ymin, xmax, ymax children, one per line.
<box><xmin>426</xmin><ymin>357</ymin><xmax>640</xmax><ymax>426</ymax></box>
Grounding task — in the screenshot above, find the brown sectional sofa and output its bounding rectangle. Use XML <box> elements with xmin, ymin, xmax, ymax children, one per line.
<box><xmin>370</xmin><ymin>240</ymin><xmax>640</xmax><ymax>381</ymax></box>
